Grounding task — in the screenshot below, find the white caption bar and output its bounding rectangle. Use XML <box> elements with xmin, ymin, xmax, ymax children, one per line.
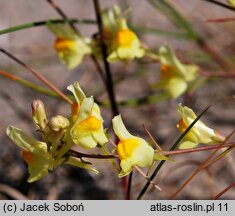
<box><xmin>0</xmin><ymin>200</ymin><xmax>233</xmax><ymax>216</ymax></box>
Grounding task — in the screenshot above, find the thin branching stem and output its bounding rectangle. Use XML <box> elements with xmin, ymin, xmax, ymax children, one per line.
<box><xmin>69</xmin><ymin>149</ymin><xmax>118</xmax><ymax>159</ymax></box>
<box><xmin>46</xmin><ymin>0</ymin><xmax>80</xmax><ymax>34</ymax></box>
<box><xmin>0</xmin><ymin>48</ymin><xmax>73</xmax><ymax>104</ymax></box>
<box><xmin>201</xmin><ymin>0</ymin><xmax>235</xmax><ymax>12</ymax></box>
<box><xmin>0</xmin><ymin>69</ymin><xmax>75</xmax><ymax>101</ymax></box>
<box><xmin>207</xmin><ymin>16</ymin><xmax>235</xmax><ymax>23</ymax></box>
<box><xmin>0</xmin><ymin>184</ymin><xmax>28</xmax><ymax>200</ymax></box>
<box><xmin>200</xmin><ymin>70</ymin><xmax>235</xmax><ymax>78</ymax></box>
<box><xmin>213</xmin><ymin>182</ymin><xmax>235</xmax><ymax>200</ymax></box>
<box><xmin>143</xmin><ymin>124</ymin><xmax>163</xmax><ymax>151</ymax></box>
<box><xmin>169</xmin><ymin>130</ymin><xmax>234</xmax><ymax>199</ymax></box>
<box><xmin>0</xmin><ymin>19</ymin><xmax>96</xmax><ymax>35</ymax></box>
<box><xmin>93</xmin><ymin>0</ymin><xmax>119</xmax><ymax>116</ymax></box>
<box><xmin>159</xmin><ymin>142</ymin><xmax>235</xmax><ymax>155</ymax></box>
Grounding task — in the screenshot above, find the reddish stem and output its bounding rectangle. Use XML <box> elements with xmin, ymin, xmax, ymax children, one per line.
<box><xmin>213</xmin><ymin>182</ymin><xmax>235</xmax><ymax>200</ymax></box>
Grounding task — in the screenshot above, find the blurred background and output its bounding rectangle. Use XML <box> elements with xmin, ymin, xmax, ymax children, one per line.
<box><xmin>0</xmin><ymin>0</ymin><xmax>235</xmax><ymax>199</ymax></box>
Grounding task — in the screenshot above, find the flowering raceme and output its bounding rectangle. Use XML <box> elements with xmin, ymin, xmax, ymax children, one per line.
<box><xmin>100</xmin><ymin>5</ymin><xmax>145</xmax><ymax>62</ymax></box>
<box><xmin>112</xmin><ymin>115</ymin><xmax>155</xmax><ymax>177</ymax></box>
<box><xmin>177</xmin><ymin>104</ymin><xmax>225</xmax><ymax>149</ymax></box>
<box><xmin>68</xmin><ymin>82</ymin><xmax>108</xmax><ymax>149</ymax></box>
<box><xmin>155</xmin><ymin>46</ymin><xmax>198</xmax><ymax>99</ymax></box>
<box><xmin>48</xmin><ymin>23</ymin><xmax>91</xmax><ymax>70</ymax></box>
<box><xmin>6</xmin><ymin>100</ymin><xmax>99</xmax><ymax>183</ymax></box>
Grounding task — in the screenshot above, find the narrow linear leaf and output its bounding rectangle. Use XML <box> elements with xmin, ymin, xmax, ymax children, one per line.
<box><xmin>0</xmin><ymin>19</ymin><xmax>96</xmax><ymax>35</ymax></box>
<box><xmin>131</xmin><ymin>24</ymin><xmax>190</xmax><ymax>39</ymax></box>
<box><xmin>148</xmin><ymin>0</ymin><xmax>200</xmax><ymax>40</ymax></box>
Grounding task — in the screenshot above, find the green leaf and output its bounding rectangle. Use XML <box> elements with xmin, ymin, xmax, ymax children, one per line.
<box><xmin>148</xmin><ymin>0</ymin><xmax>200</xmax><ymax>40</ymax></box>
<box><xmin>131</xmin><ymin>24</ymin><xmax>190</xmax><ymax>39</ymax></box>
<box><xmin>0</xmin><ymin>19</ymin><xmax>96</xmax><ymax>35</ymax></box>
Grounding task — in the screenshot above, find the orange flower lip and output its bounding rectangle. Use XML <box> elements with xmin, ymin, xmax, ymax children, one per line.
<box><xmin>22</xmin><ymin>150</ymin><xmax>35</xmax><ymax>165</ymax></box>
<box><xmin>117</xmin><ymin>138</ymin><xmax>140</xmax><ymax>160</ymax></box>
<box><xmin>76</xmin><ymin>116</ymin><xmax>101</xmax><ymax>132</ymax></box>
<box><xmin>114</xmin><ymin>29</ymin><xmax>137</xmax><ymax>47</ymax></box>
<box><xmin>178</xmin><ymin>118</ymin><xmax>188</xmax><ymax>133</ymax></box>
<box><xmin>161</xmin><ymin>64</ymin><xmax>174</xmax><ymax>78</ymax></box>
<box><xmin>54</xmin><ymin>38</ymin><xmax>77</xmax><ymax>51</ymax></box>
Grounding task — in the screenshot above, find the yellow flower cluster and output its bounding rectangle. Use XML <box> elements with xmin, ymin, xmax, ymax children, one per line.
<box><xmin>155</xmin><ymin>46</ymin><xmax>198</xmax><ymax>99</ymax></box>
<box><xmin>48</xmin><ymin>5</ymin><xmax>145</xmax><ymax>69</ymax></box>
<box><xmin>6</xmin><ymin>83</ymin><xmax>108</xmax><ymax>182</ymax></box>
<box><xmin>177</xmin><ymin>104</ymin><xmax>225</xmax><ymax>149</ymax></box>
<box><xmin>6</xmin><ymin>86</ymin><xmax>225</xmax><ymax>183</ymax></box>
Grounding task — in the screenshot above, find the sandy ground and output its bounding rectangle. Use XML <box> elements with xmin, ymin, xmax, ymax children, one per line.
<box><xmin>0</xmin><ymin>0</ymin><xmax>235</xmax><ymax>199</ymax></box>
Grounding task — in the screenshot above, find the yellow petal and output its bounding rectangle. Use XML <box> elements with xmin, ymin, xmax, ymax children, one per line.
<box><xmin>67</xmin><ymin>81</ymin><xmax>86</xmax><ymax>106</ymax></box>
<box><xmin>228</xmin><ymin>0</ymin><xmax>235</xmax><ymax>7</ymax></box>
<box><xmin>164</xmin><ymin>77</ymin><xmax>187</xmax><ymax>99</ymax></box>
<box><xmin>112</xmin><ymin>115</ymin><xmax>134</xmax><ymax>141</ymax></box>
<box><xmin>117</xmin><ymin>138</ymin><xmax>141</xmax><ymax>160</ymax></box>
<box><xmin>178</xmin><ymin>141</ymin><xmax>198</xmax><ymax>149</ymax></box>
<box><xmin>6</xmin><ymin>126</ymin><xmax>47</xmax><ymax>154</ymax></box>
<box><xmin>177</xmin><ymin>104</ymin><xmax>225</xmax><ymax>147</ymax></box>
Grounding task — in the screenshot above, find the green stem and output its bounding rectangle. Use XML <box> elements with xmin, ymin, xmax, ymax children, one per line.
<box><xmin>0</xmin><ymin>70</ymin><xmax>75</xmax><ymax>101</ymax></box>
<box><xmin>0</xmin><ymin>19</ymin><xmax>96</xmax><ymax>35</ymax></box>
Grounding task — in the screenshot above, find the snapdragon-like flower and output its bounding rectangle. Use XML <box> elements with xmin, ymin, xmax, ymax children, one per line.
<box><xmin>107</xmin><ymin>19</ymin><xmax>145</xmax><ymax>62</ymax></box>
<box><xmin>112</xmin><ymin>115</ymin><xmax>154</xmax><ymax>177</ymax></box>
<box><xmin>48</xmin><ymin>23</ymin><xmax>91</xmax><ymax>70</ymax></box>
<box><xmin>100</xmin><ymin>5</ymin><xmax>145</xmax><ymax>62</ymax></box>
<box><xmin>6</xmin><ymin>100</ymin><xmax>98</xmax><ymax>183</ymax></box>
<box><xmin>68</xmin><ymin>82</ymin><xmax>108</xmax><ymax>149</ymax></box>
<box><xmin>155</xmin><ymin>46</ymin><xmax>198</xmax><ymax>99</ymax></box>
<box><xmin>177</xmin><ymin>104</ymin><xmax>225</xmax><ymax>149</ymax></box>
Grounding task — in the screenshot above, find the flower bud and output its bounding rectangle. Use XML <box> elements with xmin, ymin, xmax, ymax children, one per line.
<box><xmin>47</xmin><ymin>115</ymin><xmax>70</xmax><ymax>132</ymax></box>
<box><xmin>32</xmin><ymin>100</ymin><xmax>47</xmax><ymax>130</ymax></box>
<box><xmin>44</xmin><ymin>115</ymin><xmax>70</xmax><ymax>151</ymax></box>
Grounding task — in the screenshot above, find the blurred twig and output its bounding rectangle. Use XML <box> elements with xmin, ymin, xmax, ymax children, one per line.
<box><xmin>148</xmin><ymin>0</ymin><xmax>230</xmax><ymax>71</ymax></box>
<box><xmin>0</xmin><ymin>184</ymin><xmax>28</xmax><ymax>200</ymax></box>
<box><xmin>201</xmin><ymin>0</ymin><xmax>235</xmax><ymax>12</ymax></box>
<box><xmin>169</xmin><ymin>130</ymin><xmax>235</xmax><ymax>199</ymax></box>
<box><xmin>93</xmin><ymin>0</ymin><xmax>118</xmax><ymax>116</ymax></box>
<box><xmin>0</xmin><ymin>48</ymin><xmax>73</xmax><ymax>104</ymax></box>
<box><xmin>213</xmin><ymin>182</ymin><xmax>235</xmax><ymax>199</ymax></box>
<box><xmin>207</xmin><ymin>16</ymin><xmax>235</xmax><ymax>23</ymax></box>
<box><xmin>0</xmin><ymin>69</ymin><xmax>75</xmax><ymax>101</ymax></box>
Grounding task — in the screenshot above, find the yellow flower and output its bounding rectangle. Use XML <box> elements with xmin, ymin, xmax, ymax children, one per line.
<box><xmin>68</xmin><ymin>82</ymin><xmax>108</xmax><ymax>149</ymax></box>
<box><xmin>177</xmin><ymin>104</ymin><xmax>225</xmax><ymax>149</ymax></box>
<box><xmin>112</xmin><ymin>115</ymin><xmax>154</xmax><ymax>177</ymax></box>
<box><xmin>70</xmin><ymin>97</ymin><xmax>108</xmax><ymax>149</ymax></box>
<box><xmin>107</xmin><ymin>19</ymin><xmax>145</xmax><ymax>62</ymax></box>
<box><xmin>227</xmin><ymin>0</ymin><xmax>235</xmax><ymax>7</ymax></box>
<box><xmin>7</xmin><ymin>126</ymin><xmax>55</xmax><ymax>182</ymax></box>
<box><xmin>101</xmin><ymin>5</ymin><xmax>121</xmax><ymax>40</ymax></box>
<box><xmin>6</xmin><ymin>99</ymin><xmax>99</xmax><ymax>183</ymax></box>
<box><xmin>155</xmin><ymin>46</ymin><xmax>198</xmax><ymax>99</ymax></box>
<box><xmin>48</xmin><ymin>23</ymin><xmax>91</xmax><ymax>70</ymax></box>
